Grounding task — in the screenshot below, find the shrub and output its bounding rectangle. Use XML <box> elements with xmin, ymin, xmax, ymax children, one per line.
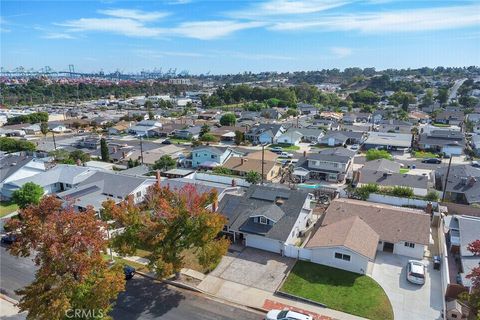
<box><xmin>385</xmin><ymin>186</ymin><xmax>414</xmax><ymax>198</ymax></box>
<box><xmin>355</xmin><ymin>183</ymin><xmax>379</xmax><ymax>200</ymax></box>
<box><xmin>212</xmin><ymin>167</ymin><xmax>234</xmax><ymax>175</ymax></box>
<box><xmin>425</xmin><ymin>191</ymin><xmax>439</xmax><ymax>202</ymax></box>
<box><xmin>366</xmin><ymin>149</ymin><xmax>392</xmax><ymax>161</ymax></box>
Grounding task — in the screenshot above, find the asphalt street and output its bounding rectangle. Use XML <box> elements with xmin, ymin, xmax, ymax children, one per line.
<box><xmin>0</xmin><ymin>246</ymin><xmax>261</xmax><ymax>320</ymax></box>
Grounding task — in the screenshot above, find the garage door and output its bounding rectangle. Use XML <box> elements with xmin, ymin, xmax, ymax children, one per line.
<box><xmin>246</xmin><ymin>234</ymin><xmax>281</xmax><ymax>253</ymax></box>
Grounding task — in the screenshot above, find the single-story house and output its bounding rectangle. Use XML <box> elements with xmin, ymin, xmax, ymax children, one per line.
<box><xmin>245</xmin><ymin>124</ymin><xmax>286</xmax><ymax>145</ymax></box>
<box><xmin>418</xmin><ymin>130</ymin><xmax>465</xmax><ymax>156</ymax></box>
<box><xmin>218</xmin><ymin>185</ymin><xmax>314</xmax><ymax>253</ymax></box>
<box><xmin>191</xmin><ymin>146</ymin><xmax>244</xmax><ymax>168</ymax></box>
<box><xmin>436</xmin><ymin>165</ymin><xmax>480</xmax><ymax>205</ymax></box>
<box><xmin>305</xmin><ymin>198</ymin><xmax>430</xmax><ymax>274</ymax></box>
<box><xmin>363</xmin><ymin>132</ymin><xmax>412</xmax><ymax>151</ymax></box>
<box><xmin>222</xmin><ymin>156</ymin><xmax>281</xmax><ymax>181</ymax></box>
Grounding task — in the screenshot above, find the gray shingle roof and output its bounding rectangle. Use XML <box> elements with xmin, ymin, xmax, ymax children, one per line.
<box><xmin>359</xmin><ymin>169</ymin><xmax>428</xmax><ymax>189</ymax></box>
<box><xmin>218</xmin><ymin>185</ymin><xmax>310</xmax><ymax>241</ymax></box>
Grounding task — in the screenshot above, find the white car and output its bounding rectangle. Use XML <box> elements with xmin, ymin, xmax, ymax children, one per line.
<box><xmin>279</xmin><ymin>152</ymin><xmax>293</xmax><ymax>158</ymax></box>
<box><xmin>406</xmin><ymin>260</ymin><xmax>426</xmax><ymax>285</ymax></box>
<box><xmin>265</xmin><ymin>309</ymin><xmax>313</xmax><ymax>320</ymax></box>
<box><xmin>349</xmin><ymin>144</ymin><xmax>360</xmax><ymax>150</ymax></box>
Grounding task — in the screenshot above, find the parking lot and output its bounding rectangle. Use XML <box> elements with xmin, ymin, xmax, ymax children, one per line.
<box><xmin>371</xmin><ymin>252</ymin><xmax>443</xmax><ymax>320</ymax></box>
<box><xmin>210</xmin><ymin>247</ymin><xmax>295</xmax><ymax>292</ymax></box>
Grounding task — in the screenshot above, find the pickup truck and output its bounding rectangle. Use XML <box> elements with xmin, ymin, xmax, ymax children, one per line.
<box><xmin>279</xmin><ymin>151</ymin><xmax>293</xmax><ymax>158</ymax></box>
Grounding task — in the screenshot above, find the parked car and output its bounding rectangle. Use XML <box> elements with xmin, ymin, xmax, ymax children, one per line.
<box><xmin>349</xmin><ymin>144</ymin><xmax>360</xmax><ymax>150</ymax></box>
<box><xmin>123</xmin><ymin>265</ymin><xmax>136</xmax><ymax>280</ymax></box>
<box><xmin>421</xmin><ymin>158</ymin><xmax>441</xmax><ymax>164</ymax></box>
<box><xmin>266</xmin><ymin>309</ymin><xmax>312</xmax><ymax>320</ymax></box>
<box><xmin>406</xmin><ymin>260</ymin><xmax>425</xmax><ymax>285</ymax></box>
<box><xmin>279</xmin><ymin>152</ymin><xmax>293</xmax><ymax>158</ymax></box>
<box><xmin>270</xmin><ymin>146</ymin><xmax>283</xmax><ymax>153</ymax></box>
<box><xmin>162</xmin><ymin>139</ymin><xmax>172</xmax><ymax>145</ymax></box>
<box><xmin>1</xmin><ymin>234</ymin><xmax>16</xmax><ymax>246</ymax></box>
<box><xmin>472</xmin><ymin>161</ymin><xmax>480</xmax><ymax>168</ymax></box>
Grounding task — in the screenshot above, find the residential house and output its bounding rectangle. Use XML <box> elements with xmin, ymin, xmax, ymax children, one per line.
<box><xmin>222</xmin><ymin>150</ymin><xmax>280</xmax><ymax>181</ymax></box>
<box><xmin>210</xmin><ymin>126</ymin><xmax>247</xmax><ymax>142</ymax></box>
<box><xmin>418</xmin><ymin>130</ymin><xmax>465</xmax><ymax>156</ymax></box>
<box><xmin>471</xmin><ymin>134</ymin><xmax>480</xmax><ymax>156</ymax></box>
<box><xmin>318</xmin><ymin>131</ymin><xmax>364</xmax><ymax>147</ymax></box>
<box><xmin>435</xmin><ymin>111</ymin><xmax>465</xmax><ymax>126</ymax></box>
<box><xmin>191</xmin><ymin>146</ymin><xmax>243</xmax><ymax>168</ymax></box>
<box><xmin>310</xmin><ymin>119</ymin><xmax>340</xmax><ymax>131</ymax></box>
<box><xmin>371</xmin><ymin>110</ymin><xmax>387</xmax><ymax>124</ymax></box>
<box><xmin>23</xmin><ymin>124</ymin><xmax>42</xmax><ymax>135</ymax></box>
<box><xmin>466</xmin><ymin>113</ymin><xmax>480</xmax><ymax>133</ymax></box>
<box><xmin>298</xmin><ymin>103</ymin><xmax>318</xmax><ymax>115</ymax></box>
<box><xmin>276</xmin><ymin>129</ymin><xmax>303</xmax><ymax>145</ymax></box>
<box><xmin>174</xmin><ymin>125</ymin><xmax>201</xmax><ymax>140</ymax></box>
<box><xmin>342</xmin><ymin>112</ymin><xmax>371</xmax><ymax>124</ymax></box>
<box><xmin>108</xmin><ymin>120</ymin><xmax>135</xmax><ymax>135</ymax></box>
<box><xmin>442</xmin><ymin>215</ymin><xmax>480</xmax><ymax>300</ymax></box>
<box><xmin>319</xmin><ymin>111</ymin><xmax>343</xmax><ymax>121</ymax></box>
<box><xmin>356</xmin><ymin>159</ymin><xmax>429</xmax><ymax>196</ymax></box>
<box><xmin>76</xmin><ymin>136</ymin><xmax>100</xmax><ymax>149</ymax></box>
<box><xmin>294</xmin><ymin>147</ymin><xmax>356</xmax><ymax>182</ymax></box>
<box><xmin>218</xmin><ymin>185</ymin><xmax>314</xmax><ymax>253</ymax></box>
<box><xmin>245</xmin><ymin>124</ymin><xmax>286</xmax><ymax>145</ymax></box>
<box><xmin>305</xmin><ymin>198</ymin><xmax>430</xmax><ymax>274</ymax></box>
<box><xmin>436</xmin><ymin>165</ymin><xmax>480</xmax><ymax>205</ymax></box>
<box><xmin>363</xmin><ymin>132</ymin><xmax>412</xmax><ymax>151</ymax></box>
<box><xmin>128</xmin><ymin>120</ymin><xmax>162</xmax><ymax>137</ymax></box>
<box><xmin>57</xmin><ymin>171</ymin><xmax>155</xmax><ymax>212</ymax></box>
<box><xmin>260</xmin><ymin>108</ymin><xmax>282</xmax><ymax>120</ymax></box>
<box><xmin>48</xmin><ymin>122</ymin><xmax>69</xmax><ymax>133</ymax></box>
<box><xmin>377</xmin><ymin>119</ymin><xmax>414</xmax><ymax>134</ymax></box>
<box><xmin>408</xmin><ymin>111</ymin><xmax>430</xmax><ymax>124</ymax></box>
<box><xmin>1</xmin><ymin>164</ymin><xmax>98</xmax><ymax>199</ymax></box>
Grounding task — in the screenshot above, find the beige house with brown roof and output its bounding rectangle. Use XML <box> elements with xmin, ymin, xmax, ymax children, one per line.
<box><xmin>304</xmin><ymin>198</ymin><xmax>431</xmax><ymax>274</ymax></box>
<box><xmin>222</xmin><ymin>157</ymin><xmax>281</xmax><ymax>181</ymax></box>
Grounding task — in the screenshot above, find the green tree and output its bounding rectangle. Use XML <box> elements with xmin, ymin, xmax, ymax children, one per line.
<box><xmin>200</xmin><ymin>133</ymin><xmax>216</xmax><ymax>142</ymax></box>
<box><xmin>425</xmin><ymin>191</ymin><xmax>439</xmax><ymax>202</ymax></box>
<box><xmin>40</xmin><ymin>122</ymin><xmax>49</xmax><ymax>137</ymax></box>
<box><xmin>0</xmin><ymin>137</ymin><xmax>36</xmax><ymax>153</ymax></box>
<box><xmin>219</xmin><ymin>113</ymin><xmax>236</xmax><ymax>126</ymax></box>
<box><xmin>365</xmin><ymin>149</ymin><xmax>393</xmax><ymax>161</ymax></box>
<box><xmin>234</xmin><ymin>130</ymin><xmax>244</xmax><ymax>146</ymax></box>
<box><xmin>245</xmin><ymin>171</ymin><xmax>261</xmax><ymax>184</ymax></box>
<box><xmin>12</xmin><ymin>182</ymin><xmax>44</xmax><ymax>209</ymax></box>
<box><xmin>436</xmin><ymin>88</ymin><xmax>448</xmax><ymax>104</ymax></box>
<box><xmin>152</xmin><ymin>155</ymin><xmax>176</xmax><ymax>171</ymax></box>
<box><xmin>100</xmin><ymin>138</ymin><xmax>110</xmax><ymax>162</ymax></box>
<box><xmin>421</xmin><ymin>89</ymin><xmax>434</xmax><ymax>108</ymax></box>
<box><xmin>69</xmin><ymin>150</ymin><xmax>90</xmax><ymax>164</ymax></box>
<box><xmin>104</xmin><ymin>185</ymin><xmax>229</xmax><ymax>278</ymax></box>
<box><xmin>200</xmin><ymin>124</ymin><xmax>210</xmax><ymax>137</ymax></box>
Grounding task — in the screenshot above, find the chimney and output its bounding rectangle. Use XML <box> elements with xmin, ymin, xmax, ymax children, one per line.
<box><xmin>122</xmin><ymin>151</ymin><xmax>126</xmax><ymax>159</ymax></box>
<box><xmin>356</xmin><ymin>171</ymin><xmax>361</xmax><ymax>183</ymax></box>
<box><xmin>113</xmin><ymin>146</ymin><xmax>117</xmax><ymax>153</ymax></box>
<box><xmin>425</xmin><ymin>202</ymin><xmax>433</xmax><ymax>215</ymax></box>
<box><xmin>241</xmin><ymin>158</ymin><xmax>244</xmax><ymax>165</ymax></box>
<box><xmin>303</xmin><ymin>151</ymin><xmax>307</xmax><ymax>157</ymax></box>
<box><xmin>212</xmin><ymin>199</ymin><xmax>218</xmax><ymax>212</ymax></box>
<box><xmin>468</xmin><ymin>177</ymin><xmax>477</xmax><ymax>187</ymax></box>
<box><xmin>156</xmin><ymin>170</ymin><xmax>161</xmax><ymax>188</ymax></box>
<box><xmin>231</xmin><ymin>179</ymin><xmax>236</xmax><ymax>187</ymax></box>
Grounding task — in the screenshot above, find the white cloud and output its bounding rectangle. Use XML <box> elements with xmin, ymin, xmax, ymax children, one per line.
<box><xmin>98</xmin><ymin>9</ymin><xmax>169</xmax><ymax>22</ymax></box>
<box><xmin>231</xmin><ymin>0</ymin><xmax>349</xmax><ymax>18</ymax></box>
<box><xmin>270</xmin><ymin>4</ymin><xmax>480</xmax><ymax>33</ymax></box>
<box><xmin>42</xmin><ymin>32</ymin><xmax>75</xmax><ymax>39</ymax></box>
<box><xmin>59</xmin><ymin>18</ymin><xmax>165</xmax><ymax>37</ymax></box>
<box><xmin>330</xmin><ymin>47</ymin><xmax>352</xmax><ymax>58</ymax></box>
<box><xmin>135</xmin><ymin>49</ymin><xmax>209</xmax><ymax>59</ymax></box>
<box><xmin>172</xmin><ymin>21</ymin><xmax>265</xmax><ymax>40</ymax></box>
<box><xmin>0</xmin><ymin>17</ymin><xmax>11</xmax><ymax>33</ymax></box>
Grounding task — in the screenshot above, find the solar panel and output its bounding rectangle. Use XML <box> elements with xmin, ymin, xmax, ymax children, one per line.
<box><xmin>63</xmin><ymin>185</ymin><xmax>100</xmax><ymax>199</ymax></box>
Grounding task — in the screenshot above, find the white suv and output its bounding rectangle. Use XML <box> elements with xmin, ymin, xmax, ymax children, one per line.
<box><xmin>406</xmin><ymin>260</ymin><xmax>426</xmax><ymax>285</ymax></box>
<box><xmin>266</xmin><ymin>309</ymin><xmax>313</xmax><ymax>320</ymax></box>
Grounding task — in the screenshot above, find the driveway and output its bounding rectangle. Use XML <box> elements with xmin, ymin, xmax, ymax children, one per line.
<box><xmin>371</xmin><ymin>252</ymin><xmax>443</xmax><ymax>320</ymax></box>
<box><xmin>210</xmin><ymin>247</ymin><xmax>295</xmax><ymax>292</ymax></box>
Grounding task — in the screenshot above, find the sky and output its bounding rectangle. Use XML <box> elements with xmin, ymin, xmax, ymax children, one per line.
<box><xmin>1</xmin><ymin>0</ymin><xmax>480</xmax><ymax>74</ymax></box>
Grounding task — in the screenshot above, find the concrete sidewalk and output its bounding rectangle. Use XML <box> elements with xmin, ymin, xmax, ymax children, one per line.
<box><xmin>196</xmin><ymin>274</ymin><xmax>366</xmax><ymax>320</ymax></box>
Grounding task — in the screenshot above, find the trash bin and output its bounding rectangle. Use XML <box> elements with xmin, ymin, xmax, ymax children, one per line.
<box><xmin>433</xmin><ymin>255</ymin><xmax>441</xmax><ymax>270</ymax></box>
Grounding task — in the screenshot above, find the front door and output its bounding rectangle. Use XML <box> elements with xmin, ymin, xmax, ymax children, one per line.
<box><xmin>383</xmin><ymin>242</ymin><xmax>394</xmax><ymax>253</ymax></box>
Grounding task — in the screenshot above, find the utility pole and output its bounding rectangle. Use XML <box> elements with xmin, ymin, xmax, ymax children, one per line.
<box><xmin>441</xmin><ymin>156</ymin><xmax>453</xmax><ymax>202</ymax></box>
<box><xmin>261</xmin><ymin>143</ymin><xmax>265</xmax><ymax>185</ymax></box>
<box><xmin>52</xmin><ymin>132</ymin><xmax>57</xmax><ymax>150</ymax></box>
<box><xmin>140</xmin><ymin>137</ymin><xmax>144</xmax><ymax>164</ymax></box>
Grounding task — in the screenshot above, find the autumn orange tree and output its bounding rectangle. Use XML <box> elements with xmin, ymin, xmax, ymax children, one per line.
<box><xmin>102</xmin><ymin>184</ymin><xmax>229</xmax><ymax>278</ymax></box>
<box><xmin>6</xmin><ymin>196</ymin><xmax>125</xmax><ymax>320</ymax></box>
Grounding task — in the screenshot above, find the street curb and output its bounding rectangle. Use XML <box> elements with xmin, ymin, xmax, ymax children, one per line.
<box><xmin>136</xmin><ymin>271</ymin><xmax>267</xmax><ymax>314</ymax></box>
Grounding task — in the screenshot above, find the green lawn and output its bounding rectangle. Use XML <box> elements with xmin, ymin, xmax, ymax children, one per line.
<box><xmin>0</xmin><ymin>201</ymin><xmax>18</xmax><ymax>218</ymax></box>
<box><xmin>412</xmin><ymin>150</ymin><xmax>439</xmax><ymax>159</ymax></box>
<box><xmin>102</xmin><ymin>254</ymin><xmax>148</xmax><ymax>272</ymax></box>
<box><xmin>169</xmin><ymin>138</ymin><xmax>191</xmax><ymax>144</ymax></box>
<box><xmin>399</xmin><ymin>168</ymin><xmax>410</xmax><ymax>174</ymax></box>
<box><xmin>281</xmin><ymin>261</ymin><xmax>393</xmax><ymax>320</ymax></box>
<box><xmin>269</xmin><ymin>143</ymin><xmax>301</xmax><ymax>151</ymax></box>
<box><xmin>432</xmin><ymin>123</ymin><xmax>451</xmax><ymax>127</ymax></box>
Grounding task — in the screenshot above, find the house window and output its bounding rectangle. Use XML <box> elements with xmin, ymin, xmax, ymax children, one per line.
<box><xmin>211</xmin><ymin>155</ymin><xmax>216</xmax><ymax>159</ymax></box>
<box><xmin>259</xmin><ymin>216</ymin><xmax>268</xmax><ymax>224</ymax></box>
<box><xmin>404</xmin><ymin>242</ymin><xmax>415</xmax><ymax>248</ymax></box>
<box><xmin>333</xmin><ymin>163</ymin><xmax>339</xmax><ymax>168</ymax></box>
<box><xmin>334</xmin><ymin>252</ymin><xmax>351</xmax><ymax>261</ymax></box>
<box><xmin>136</xmin><ymin>191</ymin><xmax>141</xmax><ymax>198</ymax></box>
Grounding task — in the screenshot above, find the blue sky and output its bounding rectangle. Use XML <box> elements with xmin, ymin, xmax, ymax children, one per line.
<box><xmin>1</xmin><ymin>0</ymin><xmax>479</xmax><ymax>74</ymax></box>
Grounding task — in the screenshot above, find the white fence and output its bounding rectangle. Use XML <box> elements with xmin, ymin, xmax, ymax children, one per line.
<box><xmin>437</xmin><ymin>221</ymin><xmax>448</xmax><ymax>319</ymax></box>
<box><xmin>284</xmin><ymin>244</ymin><xmax>312</xmax><ymax>261</ymax></box>
<box><xmin>184</xmin><ymin>172</ymin><xmax>251</xmax><ymax>187</ymax></box>
<box><xmin>368</xmin><ymin>193</ymin><xmax>438</xmax><ymax>209</ymax></box>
